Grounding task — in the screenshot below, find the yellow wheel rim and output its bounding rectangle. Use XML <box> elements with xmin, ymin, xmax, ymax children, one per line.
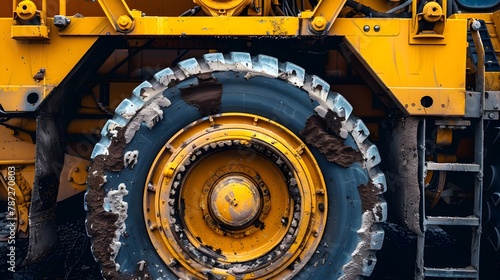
<box><xmin>144</xmin><ymin>113</ymin><xmax>327</xmax><ymax>279</ymax></box>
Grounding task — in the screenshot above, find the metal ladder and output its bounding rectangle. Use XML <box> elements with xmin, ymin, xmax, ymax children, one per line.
<box><xmin>415</xmin><ymin>118</ymin><xmax>483</xmax><ymax>279</ymax></box>
<box><xmin>415</xmin><ymin>19</ymin><xmax>486</xmax><ymax>280</ymax></box>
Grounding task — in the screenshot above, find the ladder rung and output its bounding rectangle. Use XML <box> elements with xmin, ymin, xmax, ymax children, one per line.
<box><xmin>426</xmin><ymin>216</ymin><xmax>480</xmax><ymax>226</ymax></box>
<box><xmin>425</xmin><ymin>162</ymin><xmax>480</xmax><ymax>172</ymax></box>
<box><xmin>424</xmin><ymin>267</ymin><xmax>478</xmax><ymax>278</ymax></box>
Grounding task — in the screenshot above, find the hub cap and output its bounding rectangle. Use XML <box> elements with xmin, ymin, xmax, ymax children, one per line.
<box><xmin>209</xmin><ymin>175</ymin><xmax>261</xmax><ymax>228</ymax></box>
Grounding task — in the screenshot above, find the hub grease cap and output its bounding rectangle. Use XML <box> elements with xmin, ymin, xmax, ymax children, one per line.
<box><xmin>210</xmin><ymin>175</ymin><xmax>262</xmax><ymax>228</ymax></box>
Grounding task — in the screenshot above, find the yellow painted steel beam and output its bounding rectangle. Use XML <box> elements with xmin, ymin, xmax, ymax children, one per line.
<box><xmin>96</xmin><ymin>0</ymin><xmax>135</xmax><ymax>32</ymax></box>
<box><xmin>0</xmin><ymin>160</ymin><xmax>35</xmax><ymax>165</ymax></box>
<box><xmin>332</xmin><ymin>18</ymin><xmax>468</xmax><ymax>116</ymax></box>
<box><xmin>60</xmin><ymin>0</ymin><xmax>66</xmax><ymax>16</ymax></box>
<box><xmin>60</xmin><ymin>16</ymin><xmax>300</xmax><ymax>36</ymax></box>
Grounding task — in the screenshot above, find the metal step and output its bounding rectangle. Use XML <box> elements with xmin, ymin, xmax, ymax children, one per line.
<box><xmin>424</xmin><ymin>267</ymin><xmax>478</xmax><ymax>278</ymax></box>
<box><xmin>425</xmin><ymin>162</ymin><xmax>480</xmax><ymax>172</ymax></box>
<box><xmin>426</xmin><ymin>216</ymin><xmax>480</xmax><ymax>226</ymax></box>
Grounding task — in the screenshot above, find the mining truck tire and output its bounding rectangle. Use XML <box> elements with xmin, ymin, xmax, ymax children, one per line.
<box><xmin>484</xmin><ymin>121</ymin><xmax>500</xmax><ymax>266</ymax></box>
<box><xmin>85</xmin><ymin>53</ymin><xmax>387</xmax><ymax>280</ymax></box>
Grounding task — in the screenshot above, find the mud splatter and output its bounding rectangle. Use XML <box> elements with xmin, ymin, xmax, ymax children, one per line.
<box><xmin>300</xmin><ymin>115</ymin><xmax>362</xmax><ymax>167</ymax></box>
<box><xmin>340</xmin><ymin>212</ymin><xmax>376</xmax><ymax>279</ymax></box>
<box><xmin>180</xmin><ymin>74</ymin><xmax>222</xmax><ymax>116</ymax></box>
<box><xmin>342</xmin><ymin>181</ymin><xmax>386</xmax><ymax>279</ymax></box>
<box><xmin>380</xmin><ymin>117</ymin><xmax>421</xmax><ymax>234</ymax></box>
<box><xmin>324</xmin><ymin>110</ymin><xmax>345</xmax><ymax>138</ymax></box>
<box><xmin>103</xmin><ymin>184</ymin><xmax>129</xmax><ymax>266</ymax></box>
<box><xmin>85</xmin><ymin>188</ymin><xmax>120</xmax><ymax>279</ymax></box>
<box><xmin>86</xmin><ymin>127</ymin><xmax>128</xmax><ymax>280</ymax></box>
<box><xmin>124</xmin><ymin>260</ymin><xmax>153</xmax><ymax>280</ymax></box>
<box><xmin>358</xmin><ymin>181</ymin><xmax>383</xmax><ymax>221</ymax></box>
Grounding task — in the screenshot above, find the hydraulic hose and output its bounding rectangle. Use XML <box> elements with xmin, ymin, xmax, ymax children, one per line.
<box><xmin>346</xmin><ymin>0</ymin><xmax>411</xmax><ymax>18</ymax></box>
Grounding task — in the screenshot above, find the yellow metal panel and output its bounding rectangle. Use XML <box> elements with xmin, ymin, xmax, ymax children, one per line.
<box><xmin>0</xmin><ymin>125</ymin><xmax>35</xmax><ymax>163</ymax></box>
<box><xmin>492</xmin><ymin>11</ymin><xmax>500</xmax><ymax>47</ymax></box>
<box><xmin>332</xmin><ymin>18</ymin><xmax>467</xmax><ymax>116</ymax></box>
<box><xmin>57</xmin><ymin>154</ymin><xmax>89</xmax><ymax>202</ymax></box>
<box><xmin>0</xmin><ymin>18</ymin><xmax>98</xmax><ymax>111</ymax></box>
<box><xmin>60</xmin><ymin>16</ymin><xmax>300</xmax><ymax>36</ymax></box>
<box><xmin>390</xmin><ymin>88</ymin><xmax>465</xmax><ymax>115</ymax></box>
<box><xmin>486</xmin><ymin>72</ymin><xmax>500</xmax><ymax>91</ymax></box>
<box><xmin>0</xmin><ymin>86</ymin><xmax>53</xmax><ymax>111</ymax></box>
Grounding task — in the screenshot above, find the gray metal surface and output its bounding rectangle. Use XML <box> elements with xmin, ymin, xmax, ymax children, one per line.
<box><xmin>484</xmin><ymin>91</ymin><xmax>500</xmax><ymax>120</ymax></box>
<box><xmin>424</xmin><ymin>267</ymin><xmax>478</xmax><ymax>278</ymax></box>
<box><xmin>426</xmin><ymin>216</ymin><xmax>480</xmax><ymax>226</ymax></box>
<box><xmin>466</xmin><ymin>91</ymin><xmax>482</xmax><ymax>118</ymax></box>
<box><xmin>425</xmin><ymin>162</ymin><xmax>481</xmax><ymax>172</ymax></box>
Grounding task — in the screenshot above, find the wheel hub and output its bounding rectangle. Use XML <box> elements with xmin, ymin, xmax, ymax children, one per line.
<box><xmin>143</xmin><ymin>113</ymin><xmax>327</xmax><ymax>279</ymax></box>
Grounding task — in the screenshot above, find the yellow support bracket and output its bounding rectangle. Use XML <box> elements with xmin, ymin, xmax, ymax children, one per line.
<box><xmin>11</xmin><ymin>0</ymin><xmax>50</xmax><ymax>40</ymax></box>
<box><xmin>97</xmin><ymin>0</ymin><xmax>135</xmax><ymax>32</ymax></box>
<box><xmin>410</xmin><ymin>0</ymin><xmax>447</xmax><ymax>44</ymax></box>
<box><xmin>302</xmin><ymin>0</ymin><xmax>346</xmax><ymax>35</ymax></box>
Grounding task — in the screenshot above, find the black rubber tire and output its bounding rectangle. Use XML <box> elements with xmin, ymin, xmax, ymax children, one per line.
<box><xmin>86</xmin><ymin>53</ymin><xmax>387</xmax><ymax>280</ymax></box>
<box><xmin>482</xmin><ymin>120</ymin><xmax>500</xmax><ymax>278</ymax></box>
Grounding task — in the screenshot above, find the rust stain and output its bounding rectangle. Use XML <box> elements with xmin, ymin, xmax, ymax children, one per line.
<box><xmin>300</xmin><ymin>114</ymin><xmax>362</xmax><ymax>167</ymax></box>
<box><xmin>271</xmin><ymin>18</ymin><xmax>287</xmax><ymax>35</ymax></box>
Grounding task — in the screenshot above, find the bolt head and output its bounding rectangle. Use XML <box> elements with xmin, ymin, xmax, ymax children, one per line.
<box><xmin>117</xmin><ymin>15</ymin><xmax>132</xmax><ymax>30</ymax></box>
<box><xmin>363</xmin><ymin>25</ymin><xmax>370</xmax><ymax>32</ymax></box>
<box><xmin>471</xmin><ymin>20</ymin><xmax>481</xmax><ymax>31</ymax></box>
<box><xmin>311</xmin><ymin>17</ymin><xmax>327</xmax><ymax>32</ymax></box>
<box><xmin>374</xmin><ymin>25</ymin><xmax>381</xmax><ymax>32</ymax></box>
